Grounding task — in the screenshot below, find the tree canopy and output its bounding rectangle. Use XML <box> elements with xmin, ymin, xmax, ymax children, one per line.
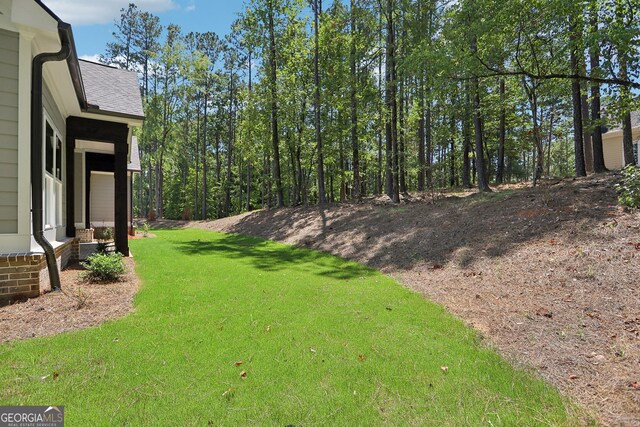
<box><xmin>102</xmin><ymin>0</ymin><xmax>640</xmax><ymax>220</ymax></box>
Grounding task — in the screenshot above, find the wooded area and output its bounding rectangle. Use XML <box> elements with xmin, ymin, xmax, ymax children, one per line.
<box><xmin>101</xmin><ymin>0</ymin><xmax>640</xmax><ymax>220</ymax></box>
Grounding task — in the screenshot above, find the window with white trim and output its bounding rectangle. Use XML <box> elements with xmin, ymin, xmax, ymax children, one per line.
<box><xmin>44</xmin><ymin>116</ymin><xmax>63</xmax><ymax>230</ymax></box>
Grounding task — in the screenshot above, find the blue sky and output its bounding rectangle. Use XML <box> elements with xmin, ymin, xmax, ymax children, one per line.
<box><xmin>44</xmin><ymin>0</ymin><xmax>242</xmax><ymax>60</ymax></box>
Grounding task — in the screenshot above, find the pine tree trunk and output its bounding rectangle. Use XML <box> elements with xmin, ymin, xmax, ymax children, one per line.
<box><xmin>570</xmin><ymin>21</ymin><xmax>587</xmax><ymax>177</ymax></box>
<box><xmin>470</xmin><ymin>35</ymin><xmax>491</xmax><ymax>192</ymax></box>
<box><xmin>387</xmin><ymin>0</ymin><xmax>400</xmax><ymax>203</ymax></box>
<box><xmin>225</xmin><ymin>73</ymin><xmax>234</xmax><ymax>217</ymax></box>
<box><xmin>547</xmin><ymin>106</ymin><xmax>555</xmax><ymax>177</ymax></box>
<box><xmin>582</xmin><ymin>93</ymin><xmax>594</xmax><ymax>173</ymax></box>
<box><xmin>313</xmin><ymin>0</ymin><xmax>326</xmax><ymax>204</ymax></box>
<box><xmin>202</xmin><ymin>89</ymin><xmax>208</xmax><ymax>219</ymax></box>
<box><xmin>496</xmin><ymin>78</ymin><xmax>506</xmax><ymax>184</ymax></box>
<box><xmin>246</xmin><ymin>52</ymin><xmax>253</xmax><ymax>211</ymax></box>
<box><xmin>589</xmin><ymin>9</ymin><xmax>606</xmax><ymax>173</ymax></box>
<box><xmin>425</xmin><ymin>90</ymin><xmax>432</xmax><ymax>188</ymax></box>
<box><xmin>620</xmin><ymin>57</ymin><xmax>635</xmax><ymax>166</ymax></box>
<box><xmin>350</xmin><ymin>0</ymin><xmax>360</xmax><ymax>199</ymax></box>
<box><xmin>418</xmin><ymin>75</ymin><xmax>426</xmax><ymax>191</ymax></box>
<box><xmin>268</xmin><ymin>0</ymin><xmax>284</xmax><ymax>207</ymax></box>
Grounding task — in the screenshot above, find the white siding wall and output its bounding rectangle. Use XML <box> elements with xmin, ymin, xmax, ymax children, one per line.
<box><xmin>90</xmin><ymin>172</ymin><xmax>115</xmax><ymax>226</ymax></box>
<box><xmin>603</xmin><ymin>135</ymin><xmax>624</xmax><ymax>170</ymax></box>
<box><xmin>0</xmin><ymin>29</ymin><xmax>19</xmax><ymax>234</ymax></box>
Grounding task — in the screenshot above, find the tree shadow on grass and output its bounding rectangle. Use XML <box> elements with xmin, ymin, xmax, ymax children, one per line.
<box><xmin>175</xmin><ymin>233</ymin><xmax>375</xmax><ymax>281</ymax></box>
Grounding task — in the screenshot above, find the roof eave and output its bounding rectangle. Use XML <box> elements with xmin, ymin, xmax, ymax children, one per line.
<box><xmin>34</xmin><ymin>1</ymin><xmax>88</xmax><ymax>111</ymax></box>
<box><xmin>85</xmin><ymin>106</ymin><xmax>145</xmax><ymax>123</ymax></box>
<box><xmin>59</xmin><ymin>23</ymin><xmax>88</xmax><ymax>111</ymax></box>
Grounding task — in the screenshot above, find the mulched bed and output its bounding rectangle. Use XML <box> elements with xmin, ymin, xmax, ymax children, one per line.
<box><xmin>195</xmin><ymin>173</ymin><xmax>640</xmax><ymax>426</ymax></box>
<box><xmin>0</xmin><ymin>257</ymin><xmax>139</xmax><ymax>343</ymax></box>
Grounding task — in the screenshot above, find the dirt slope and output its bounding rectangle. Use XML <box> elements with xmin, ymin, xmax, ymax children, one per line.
<box><xmin>191</xmin><ymin>174</ymin><xmax>639</xmax><ymax>426</ymax></box>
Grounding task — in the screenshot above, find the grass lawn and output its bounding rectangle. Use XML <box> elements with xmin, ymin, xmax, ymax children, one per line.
<box><xmin>0</xmin><ymin>229</ymin><xmax>574</xmax><ymax>425</ymax></box>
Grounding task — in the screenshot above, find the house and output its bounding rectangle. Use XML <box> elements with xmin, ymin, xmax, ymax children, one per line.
<box><xmin>602</xmin><ymin>111</ymin><xmax>640</xmax><ymax>170</ymax></box>
<box><xmin>0</xmin><ymin>0</ymin><xmax>144</xmax><ymax>305</ymax></box>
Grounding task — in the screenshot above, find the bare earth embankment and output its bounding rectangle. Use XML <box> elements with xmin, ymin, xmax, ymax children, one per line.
<box><xmin>186</xmin><ymin>174</ymin><xmax>639</xmax><ymax>426</ymax></box>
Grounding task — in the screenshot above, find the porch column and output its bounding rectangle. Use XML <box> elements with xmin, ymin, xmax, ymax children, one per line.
<box><xmin>114</xmin><ymin>139</ymin><xmax>129</xmax><ymax>255</ymax></box>
<box><xmin>65</xmin><ymin>131</ymin><xmax>76</xmax><ymax>237</ymax></box>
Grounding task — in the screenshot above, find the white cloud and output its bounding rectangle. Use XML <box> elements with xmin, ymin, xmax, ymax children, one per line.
<box><xmin>79</xmin><ymin>54</ymin><xmax>102</xmax><ymax>63</ymax></box>
<box><xmin>185</xmin><ymin>2</ymin><xmax>196</xmax><ymax>12</ymax></box>
<box><xmin>44</xmin><ymin>0</ymin><xmax>178</xmax><ymax>25</ymax></box>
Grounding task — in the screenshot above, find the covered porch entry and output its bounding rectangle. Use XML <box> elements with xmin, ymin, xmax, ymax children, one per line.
<box><xmin>65</xmin><ymin>116</ymin><xmax>136</xmax><ymax>256</ymax></box>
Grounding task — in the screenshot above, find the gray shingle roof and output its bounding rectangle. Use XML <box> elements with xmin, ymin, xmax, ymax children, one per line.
<box><xmin>607</xmin><ymin>111</ymin><xmax>640</xmax><ymax>133</ymax></box>
<box><xmin>79</xmin><ymin>60</ymin><xmax>144</xmax><ymax>119</ymax></box>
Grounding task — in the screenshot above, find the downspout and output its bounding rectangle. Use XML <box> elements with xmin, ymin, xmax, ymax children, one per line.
<box><xmin>31</xmin><ymin>23</ymin><xmax>72</xmax><ymax>291</ymax></box>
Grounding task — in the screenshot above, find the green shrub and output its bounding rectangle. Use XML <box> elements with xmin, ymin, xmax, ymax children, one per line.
<box><xmin>616</xmin><ymin>165</ymin><xmax>640</xmax><ymax>209</ymax></box>
<box><xmin>81</xmin><ymin>252</ymin><xmax>125</xmax><ymax>283</ymax></box>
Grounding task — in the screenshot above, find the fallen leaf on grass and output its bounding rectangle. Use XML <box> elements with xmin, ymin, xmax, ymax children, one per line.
<box><xmin>440</xmin><ymin>366</ymin><xmax>449</xmax><ymax>373</ymax></box>
<box><xmin>309</xmin><ymin>347</ymin><xmax>316</xmax><ymax>354</ymax></box>
<box><xmin>52</xmin><ymin>371</ymin><xmax>59</xmax><ymax>380</ymax></box>
<box><xmin>234</xmin><ymin>361</ymin><xmax>243</xmax><ymax>367</ymax></box>
<box><xmin>222</xmin><ymin>387</ymin><xmax>236</xmax><ymax>397</ymax></box>
<box><xmin>266</xmin><ymin>325</ymin><xmax>271</xmax><ymax>332</ymax></box>
<box><xmin>358</xmin><ymin>354</ymin><xmax>366</xmax><ymax>362</ymax></box>
<box><xmin>239</xmin><ymin>371</ymin><xmax>247</xmax><ymax>378</ymax></box>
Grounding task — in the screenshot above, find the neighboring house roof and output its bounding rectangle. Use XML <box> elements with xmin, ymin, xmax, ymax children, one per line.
<box><xmin>606</xmin><ymin>111</ymin><xmax>640</xmax><ymax>134</ymax></box>
<box><xmin>128</xmin><ymin>136</ymin><xmax>142</xmax><ymax>172</ymax></box>
<box><xmin>79</xmin><ymin>60</ymin><xmax>145</xmax><ymax>120</ymax></box>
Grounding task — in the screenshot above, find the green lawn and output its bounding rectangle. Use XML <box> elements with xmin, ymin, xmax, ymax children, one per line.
<box><xmin>0</xmin><ymin>229</ymin><xmax>574</xmax><ymax>425</ymax></box>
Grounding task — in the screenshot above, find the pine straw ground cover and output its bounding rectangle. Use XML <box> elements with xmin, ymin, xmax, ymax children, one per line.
<box><xmin>0</xmin><ymin>229</ymin><xmax>575</xmax><ymax>425</ymax></box>
<box><xmin>196</xmin><ymin>173</ymin><xmax>640</xmax><ymax>426</ymax></box>
<box><xmin>0</xmin><ymin>257</ymin><xmax>139</xmax><ymax>342</ymax></box>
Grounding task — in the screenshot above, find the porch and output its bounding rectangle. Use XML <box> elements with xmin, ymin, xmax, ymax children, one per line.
<box><xmin>65</xmin><ymin>116</ymin><xmax>137</xmax><ymax>256</ymax></box>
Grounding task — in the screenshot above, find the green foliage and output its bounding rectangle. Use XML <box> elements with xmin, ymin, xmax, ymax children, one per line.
<box><xmin>95</xmin><ymin>241</ymin><xmax>111</xmax><ymax>254</ymax></box>
<box><xmin>81</xmin><ymin>252</ymin><xmax>125</xmax><ymax>283</ymax></box>
<box><xmin>107</xmin><ymin>0</ymin><xmax>639</xmax><ymax>218</ymax></box>
<box><xmin>616</xmin><ymin>165</ymin><xmax>640</xmax><ymax>209</ymax></box>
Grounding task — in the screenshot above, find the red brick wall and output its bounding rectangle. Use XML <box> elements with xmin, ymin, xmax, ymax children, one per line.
<box><xmin>0</xmin><ymin>239</ymin><xmax>76</xmax><ymax>306</ymax></box>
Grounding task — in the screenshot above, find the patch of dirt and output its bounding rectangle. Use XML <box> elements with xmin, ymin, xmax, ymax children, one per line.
<box><xmin>0</xmin><ymin>257</ymin><xmax>139</xmax><ymax>343</ymax></box>
<box><xmin>192</xmin><ymin>173</ymin><xmax>640</xmax><ymax>426</ymax></box>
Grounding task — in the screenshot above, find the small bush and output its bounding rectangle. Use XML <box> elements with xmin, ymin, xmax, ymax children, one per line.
<box><xmin>81</xmin><ymin>252</ymin><xmax>125</xmax><ymax>283</ymax></box>
<box><xmin>615</xmin><ymin>165</ymin><xmax>640</xmax><ymax>209</ymax></box>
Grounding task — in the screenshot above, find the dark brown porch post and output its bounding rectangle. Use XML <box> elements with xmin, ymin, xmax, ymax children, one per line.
<box><xmin>65</xmin><ymin>129</ymin><xmax>76</xmax><ymax>238</ymax></box>
<box><xmin>114</xmin><ymin>138</ymin><xmax>129</xmax><ymax>255</ymax></box>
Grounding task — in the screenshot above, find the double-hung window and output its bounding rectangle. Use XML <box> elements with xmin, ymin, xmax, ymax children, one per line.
<box><xmin>44</xmin><ymin>116</ymin><xmax>63</xmax><ymax>230</ymax></box>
